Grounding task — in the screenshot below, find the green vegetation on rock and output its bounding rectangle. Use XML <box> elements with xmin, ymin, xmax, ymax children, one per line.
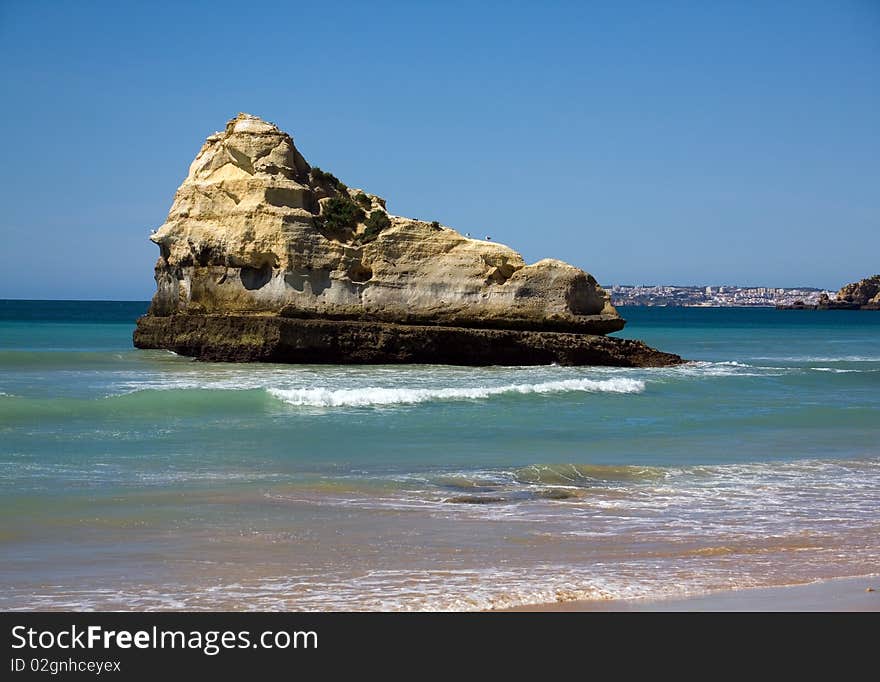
<box><xmin>362</xmin><ymin>210</ymin><xmax>392</xmax><ymax>242</ymax></box>
<box><xmin>315</xmin><ymin>196</ymin><xmax>365</xmax><ymax>233</ymax></box>
<box><xmin>311</xmin><ymin>166</ymin><xmax>346</xmax><ymax>190</ymax></box>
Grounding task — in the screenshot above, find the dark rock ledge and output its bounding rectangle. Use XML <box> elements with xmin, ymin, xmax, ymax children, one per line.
<box><xmin>134</xmin><ymin>314</ymin><xmax>683</xmax><ymax>367</ymax></box>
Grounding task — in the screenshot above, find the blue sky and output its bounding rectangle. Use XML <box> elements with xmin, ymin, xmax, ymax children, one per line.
<box><xmin>0</xmin><ymin>0</ymin><xmax>877</xmax><ymax>298</ymax></box>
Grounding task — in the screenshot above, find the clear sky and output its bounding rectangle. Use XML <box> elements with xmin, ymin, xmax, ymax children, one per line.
<box><xmin>1</xmin><ymin>0</ymin><xmax>877</xmax><ymax>299</ymax></box>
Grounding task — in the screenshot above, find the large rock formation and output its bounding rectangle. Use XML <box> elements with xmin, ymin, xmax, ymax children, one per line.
<box><xmin>800</xmin><ymin>275</ymin><xmax>880</xmax><ymax>310</ymax></box>
<box><xmin>134</xmin><ymin>114</ymin><xmax>682</xmax><ymax>366</ymax></box>
<box><xmin>834</xmin><ymin>275</ymin><xmax>880</xmax><ymax>309</ymax></box>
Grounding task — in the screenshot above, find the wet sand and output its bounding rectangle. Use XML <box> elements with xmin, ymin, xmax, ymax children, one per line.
<box><xmin>507</xmin><ymin>576</ymin><xmax>880</xmax><ymax>611</ymax></box>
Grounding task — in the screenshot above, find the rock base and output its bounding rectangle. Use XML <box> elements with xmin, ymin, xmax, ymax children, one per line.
<box><xmin>133</xmin><ymin>315</ymin><xmax>684</xmax><ymax>367</ymax></box>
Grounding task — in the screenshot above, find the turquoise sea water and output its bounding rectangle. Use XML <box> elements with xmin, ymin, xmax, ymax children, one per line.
<box><xmin>1</xmin><ymin>301</ymin><xmax>878</xmax><ymax>610</ymax></box>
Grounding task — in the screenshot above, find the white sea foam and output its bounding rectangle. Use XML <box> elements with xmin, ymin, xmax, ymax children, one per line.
<box><xmin>267</xmin><ymin>377</ymin><xmax>645</xmax><ymax>407</ymax></box>
<box><xmin>808</xmin><ymin>367</ymin><xmax>873</xmax><ymax>374</ymax></box>
<box><xmin>754</xmin><ymin>355</ymin><xmax>880</xmax><ymax>362</ymax></box>
<box><xmin>664</xmin><ymin>361</ymin><xmax>786</xmax><ymax>378</ymax></box>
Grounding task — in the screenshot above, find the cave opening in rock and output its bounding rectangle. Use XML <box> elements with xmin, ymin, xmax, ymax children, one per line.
<box><xmin>240</xmin><ymin>263</ymin><xmax>273</xmax><ymax>290</ymax></box>
<box><xmin>348</xmin><ymin>263</ymin><xmax>373</xmax><ymax>283</ymax></box>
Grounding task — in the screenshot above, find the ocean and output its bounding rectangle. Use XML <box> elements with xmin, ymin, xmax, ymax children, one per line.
<box><xmin>1</xmin><ymin>301</ymin><xmax>878</xmax><ymax>610</ymax></box>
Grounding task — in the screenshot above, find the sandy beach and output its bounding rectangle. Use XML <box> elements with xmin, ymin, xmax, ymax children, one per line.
<box><xmin>508</xmin><ymin>576</ymin><xmax>880</xmax><ymax>611</ymax></box>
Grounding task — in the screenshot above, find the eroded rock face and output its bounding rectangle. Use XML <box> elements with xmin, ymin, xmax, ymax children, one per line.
<box><xmin>836</xmin><ymin>275</ymin><xmax>880</xmax><ymax>308</ymax></box>
<box><xmin>148</xmin><ymin>113</ymin><xmax>622</xmax><ymax>333</ymax></box>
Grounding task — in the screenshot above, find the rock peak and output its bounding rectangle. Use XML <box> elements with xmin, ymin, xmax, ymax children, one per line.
<box><xmin>225</xmin><ymin>112</ymin><xmax>283</xmax><ymax>136</ymax></box>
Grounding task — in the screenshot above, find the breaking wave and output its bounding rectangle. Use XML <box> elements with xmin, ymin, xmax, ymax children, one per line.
<box><xmin>267</xmin><ymin>377</ymin><xmax>645</xmax><ymax>407</ymax></box>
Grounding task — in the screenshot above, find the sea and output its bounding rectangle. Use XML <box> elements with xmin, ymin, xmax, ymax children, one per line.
<box><xmin>1</xmin><ymin>300</ymin><xmax>878</xmax><ymax>610</ymax></box>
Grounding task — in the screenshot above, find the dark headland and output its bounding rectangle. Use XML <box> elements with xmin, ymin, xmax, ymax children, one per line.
<box><xmin>777</xmin><ymin>275</ymin><xmax>880</xmax><ymax>310</ymax></box>
<box><xmin>134</xmin><ymin>114</ymin><xmax>682</xmax><ymax>367</ymax></box>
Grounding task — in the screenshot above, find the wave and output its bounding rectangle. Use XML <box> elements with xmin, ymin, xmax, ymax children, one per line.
<box><xmin>664</xmin><ymin>360</ymin><xmax>877</xmax><ymax>379</ymax></box>
<box><xmin>284</xmin><ymin>456</ymin><xmax>880</xmax><ymax>510</ymax></box>
<box><xmin>514</xmin><ymin>463</ymin><xmax>666</xmax><ymax>486</ymax></box>
<box><xmin>266</xmin><ymin>377</ymin><xmax>645</xmax><ymax>407</ymax></box>
<box><xmin>1</xmin><ymin>377</ymin><xmax>646</xmax><ymax>420</ymax></box>
<box><xmin>808</xmin><ymin>367</ymin><xmax>876</xmax><ymax>374</ymax></box>
<box><xmin>664</xmin><ymin>360</ymin><xmax>787</xmax><ymax>378</ymax></box>
<box><xmin>753</xmin><ymin>355</ymin><xmax>880</xmax><ymax>363</ymax></box>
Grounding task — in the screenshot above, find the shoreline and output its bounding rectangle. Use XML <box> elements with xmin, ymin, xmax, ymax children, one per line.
<box><xmin>504</xmin><ymin>576</ymin><xmax>880</xmax><ymax>612</ymax></box>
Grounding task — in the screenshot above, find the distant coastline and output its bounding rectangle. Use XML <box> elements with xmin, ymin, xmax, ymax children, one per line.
<box><xmin>608</xmin><ymin>284</ymin><xmax>833</xmax><ymax>307</ymax></box>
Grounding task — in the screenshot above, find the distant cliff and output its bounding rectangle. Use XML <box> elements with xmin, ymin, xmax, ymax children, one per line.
<box><xmin>778</xmin><ymin>275</ymin><xmax>880</xmax><ymax>310</ymax></box>
<box><xmin>831</xmin><ymin>275</ymin><xmax>880</xmax><ymax>309</ymax></box>
<box><xmin>134</xmin><ymin>114</ymin><xmax>682</xmax><ymax>366</ymax></box>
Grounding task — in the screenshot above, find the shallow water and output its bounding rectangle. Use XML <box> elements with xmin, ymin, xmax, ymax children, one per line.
<box><xmin>1</xmin><ymin>301</ymin><xmax>878</xmax><ymax>610</ymax></box>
